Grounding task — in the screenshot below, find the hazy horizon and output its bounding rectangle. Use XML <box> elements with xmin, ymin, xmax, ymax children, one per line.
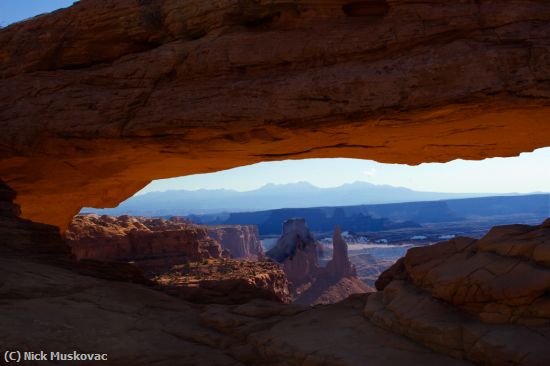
<box><xmin>134</xmin><ymin>148</ymin><xmax>550</xmax><ymax>196</ymax></box>
<box><xmin>134</xmin><ymin>179</ymin><xmax>548</xmax><ymax>196</ymax></box>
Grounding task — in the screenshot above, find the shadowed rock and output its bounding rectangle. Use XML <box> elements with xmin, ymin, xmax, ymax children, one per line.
<box><xmin>366</xmin><ymin>220</ymin><xmax>550</xmax><ymax>364</ymax></box>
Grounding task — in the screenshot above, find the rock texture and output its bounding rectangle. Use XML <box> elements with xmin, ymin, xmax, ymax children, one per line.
<box><xmin>208</xmin><ymin>225</ymin><xmax>264</xmax><ymax>260</ymax></box>
<box><xmin>268</xmin><ymin>219</ymin><xmax>372</xmax><ymax>304</ymax></box>
<box><xmin>155</xmin><ymin>258</ymin><xmax>290</xmax><ymax>304</ymax></box>
<box><xmin>351</xmin><ymin>252</ymin><xmax>394</xmax><ymax>287</ymax></box>
<box><xmin>365</xmin><ymin>220</ymin><xmax>550</xmax><ymax>365</ymax></box>
<box><xmin>65</xmin><ymin>213</ymin><xmax>294</xmax><ymax>304</ymax></box>
<box><xmin>1</xmin><ymin>0</ymin><xmax>550</xmax><ymax>230</ymax></box>
<box><xmin>0</xmin><ymin>180</ymin><xmax>71</xmax><ymax>261</ymax></box>
<box><xmin>66</xmin><ymin>214</ymin><xmax>225</xmax><ymax>272</ymax></box>
<box><xmin>0</xmin><ymin>256</ymin><xmax>473</xmax><ymax>366</ymax></box>
<box><xmin>267</xmin><ymin>218</ymin><xmax>321</xmax><ymax>286</ymax></box>
<box><xmin>326</xmin><ymin>226</ymin><xmax>356</xmax><ymax>278</ymax></box>
<box><xmin>0</xmin><ymin>180</ymin><xmax>149</xmax><ymax>284</ymax></box>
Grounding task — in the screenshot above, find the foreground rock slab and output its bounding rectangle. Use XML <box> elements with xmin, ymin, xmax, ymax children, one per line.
<box><xmin>0</xmin><ymin>257</ymin><xmax>471</xmax><ymax>366</ymax></box>
<box><xmin>367</xmin><ymin>219</ymin><xmax>550</xmax><ymax>365</ymax></box>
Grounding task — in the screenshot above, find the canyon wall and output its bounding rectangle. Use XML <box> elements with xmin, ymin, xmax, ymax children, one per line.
<box><xmin>0</xmin><ymin>0</ymin><xmax>549</xmax><ymax>230</ymax></box>
<box><xmin>66</xmin><ymin>213</ymin><xmax>291</xmax><ymax>303</ymax></box>
<box><xmin>66</xmin><ymin>214</ymin><xmax>225</xmax><ymax>272</ymax></box>
<box><xmin>207</xmin><ymin>225</ymin><xmax>264</xmax><ymax>260</ymax></box>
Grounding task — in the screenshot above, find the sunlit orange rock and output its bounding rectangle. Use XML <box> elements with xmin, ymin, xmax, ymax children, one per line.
<box><xmin>0</xmin><ymin>0</ymin><xmax>549</xmax><ymax>230</ymax></box>
<box><xmin>65</xmin><ymin>214</ymin><xmax>225</xmax><ymax>272</ymax></box>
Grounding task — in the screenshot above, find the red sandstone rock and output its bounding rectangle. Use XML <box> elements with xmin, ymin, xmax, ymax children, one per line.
<box><xmin>1</xmin><ymin>1</ymin><xmax>550</xmax><ymax>230</ymax></box>
<box><xmin>366</xmin><ymin>220</ymin><xmax>550</xmax><ymax>364</ymax></box>
<box><xmin>208</xmin><ymin>225</ymin><xmax>264</xmax><ymax>260</ymax></box>
<box><xmin>326</xmin><ymin>225</ymin><xmax>356</xmax><ymax>278</ymax></box>
<box><xmin>0</xmin><ymin>179</ymin><xmax>72</xmax><ymax>261</ymax></box>
<box><xmin>268</xmin><ymin>219</ymin><xmax>372</xmax><ymax>304</ymax></box>
<box><xmin>66</xmin><ymin>213</ymin><xmax>293</xmax><ymax>304</ymax></box>
<box><xmin>267</xmin><ymin>218</ymin><xmax>321</xmax><ymax>286</ymax></box>
<box><xmin>1</xmin><ymin>255</ymin><xmax>472</xmax><ymax>366</ymax></box>
<box><xmin>155</xmin><ymin>258</ymin><xmax>291</xmax><ymax>304</ymax></box>
<box><xmin>0</xmin><ymin>180</ymin><xmax>149</xmax><ymax>284</ymax></box>
<box><xmin>66</xmin><ymin>214</ymin><xmax>225</xmax><ymax>272</ymax></box>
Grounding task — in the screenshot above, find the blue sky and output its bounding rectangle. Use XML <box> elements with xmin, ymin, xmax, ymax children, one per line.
<box><xmin>3</xmin><ymin>3</ymin><xmax>550</xmax><ymax>195</ymax></box>
<box><xmin>137</xmin><ymin>148</ymin><xmax>550</xmax><ymax>194</ymax></box>
<box><xmin>0</xmin><ymin>0</ymin><xmax>76</xmax><ymax>26</ymax></box>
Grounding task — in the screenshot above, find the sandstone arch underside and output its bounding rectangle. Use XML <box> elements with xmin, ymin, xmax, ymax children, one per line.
<box><xmin>0</xmin><ymin>0</ymin><xmax>549</xmax><ymax>229</ymax></box>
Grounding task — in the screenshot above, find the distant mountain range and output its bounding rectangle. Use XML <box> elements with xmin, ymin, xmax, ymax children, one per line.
<box><xmin>82</xmin><ymin>181</ymin><xmax>522</xmax><ymax>216</ymax></box>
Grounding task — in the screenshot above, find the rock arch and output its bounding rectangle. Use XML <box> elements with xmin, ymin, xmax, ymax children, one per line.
<box><xmin>1</xmin><ymin>0</ymin><xmax>549</xmax><ymax>229</ymax></box>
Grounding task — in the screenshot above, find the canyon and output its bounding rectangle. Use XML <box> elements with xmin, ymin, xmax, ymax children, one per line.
<box><xmin>66</xmin><ymin>214</ymin><xmax>289</xmax><ymax>304</ymax></box>
<box><xmin>1</xmin><ymin>0</ymin><xmax>550</xmax><ymax>365</ymax></box>
<box><xmin>3</xmin><ymin>178</ymin><xmax>550</xmax><ymax>364</ymax></box>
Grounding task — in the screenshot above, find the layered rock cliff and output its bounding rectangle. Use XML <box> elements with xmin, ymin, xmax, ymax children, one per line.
<box><xmin>366</xmin><ymin>219</ymin><xmax>550</xmax><ymax>365</ymax></box>
<box><xmin>207</xmin><ymin>225</ymin><xmax>264</xmax><ymax>260</ymax></box>
<box><xmin>66</xmin><ymin>213</ymin><xmax>291</xmax><ymax>303</ymax></box>
<box><xmin>66</xmin><ymin>214</ymin><xmax>225</xmax><ymax>272</ymax></box>
<box><xmin>326</xmin><ymin>226</ymin><xmax>357</xmax><ymax>278</ymax></box>
<box><xmin>1</xmin><ymin>0</ymin><xmax>550</xmax><ymax>230</ymax></box>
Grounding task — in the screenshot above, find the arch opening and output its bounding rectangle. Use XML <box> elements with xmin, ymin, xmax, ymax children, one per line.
<box><xmin>65</xmin><ymin>154</ymin><xmax>550</xmax><ymax>305</ymax></box>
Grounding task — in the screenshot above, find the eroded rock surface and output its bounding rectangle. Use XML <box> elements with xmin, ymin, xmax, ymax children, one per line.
<box><xmin>1</xmin><ymin>0</ymin><xmax>549</xmax><ymax>229</ymax></box>
<box><xmin>326</xmin><ymin>226</ymin><xmax>356</xmax><ymax>278</ymax></box>
<box><xmin>208</xmin><ymin>225</ymin><xmax>264</xmax><ymax>260</ymax></box>
<box><xmin>268</xmin><ymin>219</ymin><xmax>372</xmax><ymax>304</ymax></box>
<box><xmin>267</xmin><ymin>218</ymin><xmax>321</xmax><ymax>287</ymax></box>
<box><xmin>0</xmin><ymin>181</ymin><xmax>148</xmax><ymax>284</ymax></box>
<box><xmin>0</xmin><ymin>256</ymin><xmax>472</xmax><ymax>366</ymax></box>
<box><xmin>366</xmin><ymin>220</ymin><xmax>550</xmax><ymax>365</ymax></box>
<box><xmin>154</xmin><ymin>258</ymin><xmax>291</xmax><ymax>304</ymax></box>
<box><xmin>66</xmin><ymin>214</ymin><xmax>225</xmax><ymax>271</ymax></box>
<box><xmin>66</xmin><ymin>213</ymin><xmax>292</xmax><ymax>303</ymax></box>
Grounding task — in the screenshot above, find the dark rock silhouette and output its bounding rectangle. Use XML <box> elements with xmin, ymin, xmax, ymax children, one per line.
<box><xmin>225</xmin><ymin>207</ymin><xmax>420</xmax><ymax>235</ymax></box>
